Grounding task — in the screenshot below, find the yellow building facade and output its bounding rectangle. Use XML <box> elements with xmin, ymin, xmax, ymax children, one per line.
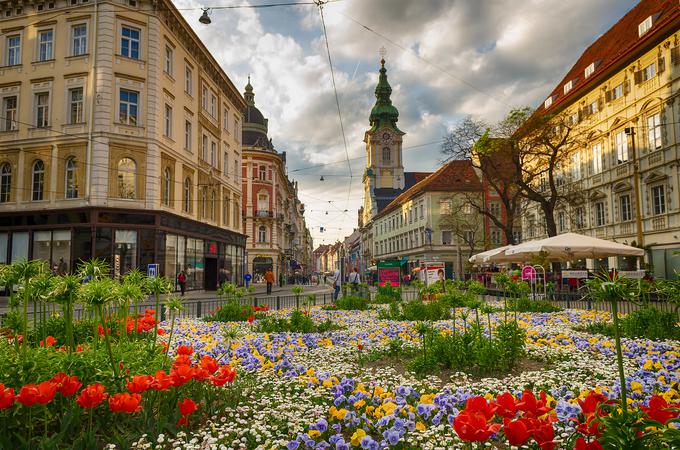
<box><xmin>0</xmin><ymin>0</ymin><xmax>246</xmax><ymax>289</ymax></box>
<box><xmin>522</xmin><ymin>0</ymin><xmax>680</xmax><ymax>278</ymax></box>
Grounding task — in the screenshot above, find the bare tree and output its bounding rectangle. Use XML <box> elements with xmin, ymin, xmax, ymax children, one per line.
<box><xmin>439</xmin><ymin>194</ymin><xmax>484</xmax><ymax>259</ymax></box>
<box><xmin>442</xmin><ymin>116</ymin><xmax>522</xmax><ymax>245</ymax></box>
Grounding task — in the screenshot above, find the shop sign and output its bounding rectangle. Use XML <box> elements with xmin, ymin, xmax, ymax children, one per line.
<box><xmin>147</xmin><ymin>263</ymin><xmax>159</xmax><ymax>278</ymax></box>
<box><xmin>619</xmin><ymin>270</ymin><xmax>645</xmax><ymax>279</ymax></box>
<box><xmin>423</xmin><ymin>261</ymin><xmax>445</xmax><ymax>286</ymax></box>
<box><xmin>377</xmin><ymin>260</ymin><xmax>401</xmax><ymax>286</ymax></box>
<box><xmin>522</xmin><ymin>265</ymin><xmax>537</xmax><ymax>281</ymax></box>
<box><xmin>562</xmin><ymin>270</ymin><xmax>588</xmax><ymax>279</ymax></box>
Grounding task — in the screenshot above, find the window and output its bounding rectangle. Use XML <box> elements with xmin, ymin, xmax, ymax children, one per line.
<box><xmin>611</xmin><ymin>83</ymin><xmax>624</xmax><ymax>100</ymax></box>
<box><xmin>184</xmin><ymin>120</ymin><xmax>192</xmax><ymax>150</ymax></box>
<box><xmin>164</xmin><ymin>45</ymin><xmax>173</xmax><ymax>75</ymax></box>
<box><xmin>0</xmin><ymin>163</ymin><xmax>11</xmax><ymax>202</ymax></box>
<box><xmin>544</xmin><ymin>96</ymin><xmax>553</xmax><ymax>109</ymax></box>
<box><xmin>223</xmin><ymin>151</ymin><xmax>228</xmax><ymax>175</ymax></box>
<box><xmin>201</xmin><ymin>85</ymin><xmax>208</xmax><ymax>110</ymax></box>
<box><xmin>32</xmin><ymin>159</ymin><xmax>45</xmax><ymax>201</ymax></box>
<box><xmin>202</xmin><ymin>135</ymin><xmax>208</xmax><ymax>161</ymax></box>
<box><xmin>638</xmin><ymin>15</ymin><xmax>653</xmax><ymax>37</ymax></box>
<box><xmin>420</xmin><ymin>204</ymin><xmax>424</xmax><ymax>218</ymax></box>
<box><xmin>491</xmin><ymin>228</ymin><xmax>502</xmax><ymax>245</ymax></box>
<box><xmin>652</xmin><ymin>185</ymin><xmax>666</xmax><ymax>215</ymax></box>
<box><xmin>35</xmin><ymin>92</ymin><xmax>49</xmax><ymax>128</ymax></box>
<box><xmin>163</xmin><ymin>168</ymin><xmax>171</xmax><ymax>206</ymax></box>
<box><xmin>563</xmin><ymin>80</ymin><xmax>573</xmax><ymax>94</ymax></box>
<box><xmin>117</xmin><ymin>157</ymin><xmax>136</xmax><ymax>199</ymax></box>
<box><xmin>615</xmin><ymin>131</ymin><xmax>628</xmax><ymax>164</ymax></box>
<box><xmin>210</xmin><ymin>141</ymin><xmax>216</xmax><ymax>167</ymax></box>
<box><xmin>575</xmin><ymin>207</ymin><xmax>585</xmax><ymax>229</ymax></box>
<box><xmin>200</xmin><ymin>187</ymin><xmax>207</xmax><ymax>218</ymax></box>
<box><xmin>258</xmin><ymin>226</ymin><xmax>267</xmax><ymax>243</ymax></box>
<box><xmin>589</xmin><ymin>99</ymin><xmax>599</xmax><ymax>115</ymax></box>
<box><xmin>121</xmin><ymin>26</ymin><xmax>140</xmax><ymax>59</ymax></box>
<box><xmin>164</xmin><ymin>104</ymin><xmax>172</xmax><ymax>137</ymax></box>
<box><xmin>223</xmin><ymin>106</ymin><xmax>229</xmax><ymax>131</ymax></box>
<box><xmin>185</xmin><ymin>66</ymin><xmax>193</xmax><ymax>94</ymax></box>
<box><xmin>6</xmin><ymin>35</ymin><xmax>20</xmax><ymax>65</ymax></box>
<box><xmin>592</xmin><ymin>143</ymin><xmax>602</xmax><ymax>174</ymax></box>
<box><xmin>210</xmin><ymin>91</ymin><xmax>217</xmax><ymax>117</ymax></box>
<box><xmin>585</xmin><ymin>62</ymin><xmax>595</xmax><ymax>78</ymax></box>
<box><xmin>558</xmin><ymin>212</ymin><xmax>566</xmax><ymax>232</ymax></box>
<box><xmin>65</xmin><ymin>157</ymin><xmax>77</xmax><ymax>199</ymax></box>
<box><xmin>382</xmin><ymin>147</ymin><xmax>390</xmax><ymax>161</ymax></box>
<box><xmin>71</xmin><ymin>24</ymin><xmax>87</xmax><ymax>56</ymax></box>
<box><xmin>257</xmin><ymin>192</ymin><xmax>268</xmax><ymax>211</ymax></box>
<box><xmin>119</xmin><ymin>89</ymin><xmax>138</xmax><ymax>125</ymax></box>
<box><xmin>234</xmin><ymin>118</ymin><xmax>240</xmax><ymax>142</ymax></box>
<box><xmin>441</xmin><ymin>230</ymin><xmax>452</xmax><ymax>245</ymax></box>
<box><xmin>620</xmin><ymin>195</ymin><xmax>632</xmax><ymax>222</ymax></box>
<box><xmin>642</xmin><ymin>62</ymin><xmax>656</xmax><ymax>82</ymax></box>
<box><xmin>37</xmin><ymin>29</ymin><xmax>53</xmax><ymax>61</ymax></box>
<box><xmin>183</xmin><ymin>178</ymin><xmax>191</xmax><ymax>212</ymax></box>
<box><xmin>234</xmin><ymin>200</ymin><xmax>240</xmax><ymax>228</ymax></box>
<box><xmin>259</xmin><ymin>165</ymin><xmax>266</xmax><ymax>181</ymax></box>
<box><xmin>440</xmin><ymin>199</ymin><xmax>452</xmax><ymax>215</ymax></box>
<box><xmin>595</xmin><ymin>202</ymin><xmax>605</xmax><ymax>227</ymax></box>
<box><xmin>489</xmin><ymin>201</ymin><xmax>501</xmax><ymax>217</ymax></box>
<box><xmin>2</xmin><ymin>96</ymin><xmax>17</xmax><ymax>131</ymax></box>
<box><xmin>223</xmin><ymin>196</ymin><xmax>230</xmax><ymax>225</ymax></box>
<box><xmin>210</xmin><ymin>190</ymin><xmax>216</xmax><ymax>221</ymax></box>
<box><xmin>69</xmin><ymin>88</ymin><xmax>83</xmax><ymax>124</ymax></box>
<box><xmin>647</xmin><ymin>113</ymin><xmax>662</xmax><ymax>150</ymax></box>
<box><xmin>571</xmin><ymin>152</ymin><xmax>581</xmax><ymax>180</ymax></box>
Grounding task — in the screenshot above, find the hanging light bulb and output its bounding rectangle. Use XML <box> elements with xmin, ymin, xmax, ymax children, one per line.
<box><xmin>320</xmin><ymin>175</ymin><xmax>325</xmax><ymax>181</ymax></box>
<box><xmin>199</xmin><ymin>8</ymin><xmax>211</xmax><ymax>25</ymax></box>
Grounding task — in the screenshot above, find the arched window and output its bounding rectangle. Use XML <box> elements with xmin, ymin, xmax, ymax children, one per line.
<box><xmin>258</xmin><ymin>225</ymin><xmax>267</xmax><ymax>243</ymax></box>
<box><xmin>163</xmin><ymin>167</ymin><xmax>171</xmax><ymax>206</ymax></box>
<box><xmin>382</xmin><ymin>147</ymin><xmax>390</xmax><ymax>161</ymax></box>
<box><xmin>210</xmin><ymin>189</ymin><xmax>216</xmax><ymax>221</ymax></box>
<box><xmin>0</xmin><ymin>163</ymin><xmax>11</xmax><ymax>203</ymax></box>
<box><xmin>183</xmin><ymin>178</ymin><xmax>191</xmax><ymax>212</ymax></box>
<box><xmin>65</xmin><ymin>157</ymin><xmax>77</xmax><ymax>199</ymax></box>
<box><xmin>259</xmin><ymin>165</ymin><xmax>266</xmax><ymax>180</ymax></box>
<box><xmin>32</xmin><ymin>159</ymin><xmax>45</xmax><ymax>201</ymax></box>
<box><xmin>117</xmin><ymin>157</ymin><xmax>136</xmax><ymax>199</ymax></box>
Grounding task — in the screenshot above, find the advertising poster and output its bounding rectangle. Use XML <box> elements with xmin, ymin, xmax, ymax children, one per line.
<box><xmin>377</xmin><ymin>260</ymin><xmax>401</xmax><ymax>286</ymax></box>
<box><xmin>424</xmin><ymin>262</ymin><xmax>445</xmax><ymax>286</ymax></box>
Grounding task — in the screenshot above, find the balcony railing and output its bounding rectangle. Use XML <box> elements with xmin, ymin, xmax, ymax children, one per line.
<box><xmin>652</xmin><ymin>215</ymin><xmax>667</xmax><ymax>231</ymax></box>
<box><xmin>648</xmin><ymin>151</ymin><xmax>663</xmax><ymax>167</ymax></box>
<box><xmin>256</xmin><ymin>210</ymin><xmax>273</xmax><ymax>218</ymax></box>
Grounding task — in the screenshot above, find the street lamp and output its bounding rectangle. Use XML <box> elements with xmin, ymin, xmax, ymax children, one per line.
<box><xmin>199</xmin><ymin>8</ymin><xmax>211</xmax><ymax>25</ymax></box>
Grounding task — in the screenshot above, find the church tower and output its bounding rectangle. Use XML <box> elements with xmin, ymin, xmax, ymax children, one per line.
<box><xmin>362</xmin><ymin>56</ymin><xmax>405</xmax><ymax>225</ymax></box>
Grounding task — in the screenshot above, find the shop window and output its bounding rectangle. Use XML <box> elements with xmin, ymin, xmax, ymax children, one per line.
<box><xmin>10</xmin><ymin>231</ymin><xmax>29</xmax><ymax>262</ymax></box>
<box><xmin>114</xmin><ymin>230</ymin><xmax>138</xmax><ymax>278</ymax></box>
<box><xmin>0</xmin><ymin>232</ymin><xmax>7</xmax><ymax>264</ymax></box>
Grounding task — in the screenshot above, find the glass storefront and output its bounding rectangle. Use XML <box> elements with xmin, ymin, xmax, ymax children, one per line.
<box><xmin>114</xmin><ymin>230</ymin><xmax>138</xmax><ymax>279</ymax></box>
<box><xmin>11</xmin><ymin>231</ymin><xmax>28</xmax><ymax>262</ymax></box>
<box><xmin>31</xmin><ymin>230</ymin><xmax>72</xmax><ymax>273</ymax></box>
<box><xmin>0</xmin><ymin>232</ymin><xmax>7</xmax><ymax>264</ymax></box>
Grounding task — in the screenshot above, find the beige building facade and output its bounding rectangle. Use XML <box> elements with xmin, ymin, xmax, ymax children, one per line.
<box><xmin>0</xmin><ymin>0</ymin><xmax>246</xmax><ymax>289</ymax></box>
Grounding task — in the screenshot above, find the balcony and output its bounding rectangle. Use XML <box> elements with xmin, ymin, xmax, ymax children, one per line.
<box><xmin>652</xmin><ymin>215</ymin><xmax>667</xmax><ymax>231</ymax></box>
<box><xmin>591</xmin><ymin>174</ymin><xmax>602</xmax><ymax>186</ymax></box>
<box><xmin>255</xmin><ymin>210</ymin><xmax>273</xmax><ymax>218</ymax></box>
<box><xmin>648</xmin><ymin>151</ymin><xmax>664</xmax><ymax>167</ymax></box>
<box><xmin>615</xmin><ymin>164</ymin><xmax>629</xmax><ymax>179</ymax></box>
<box><xmin>618</xmin><ymin>222</ymin><xmax>633</xmax><ymax>236</ymax></box>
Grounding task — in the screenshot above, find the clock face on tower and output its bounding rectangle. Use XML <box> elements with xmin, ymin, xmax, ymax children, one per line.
<box><xmin>382</xmin><ymin>132</ymin><xmax>391</xmax><ymax>142</ymax></box>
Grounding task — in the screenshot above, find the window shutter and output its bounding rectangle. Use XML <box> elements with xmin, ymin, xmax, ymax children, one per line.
<box><xmin>658</xmin><ymin>56</ymin><xmax>666</xmax><ymax>74</ymax></box>
<box><xmin>634</xmin><ymin>70</ymin><xmax>642</xmax><ymax>84</ymax></box>
<box><xmin>672</xmin><ymin>47</ymin><xmax>680</xmax><ymax>65</ymax></box>
<box><xmin>605</xmin><ymin>90</ymin><xmax>612</xmax><ymax>102</ymax></box>
<box><xmin>623</xmin><ymin>80</ymin><xmax>631</xmax><ymax>95</ymax></box>
<box><xmin>598</xmin><ymin>96</ymin><xmax>604</xmax><ymax>110</ymax></box>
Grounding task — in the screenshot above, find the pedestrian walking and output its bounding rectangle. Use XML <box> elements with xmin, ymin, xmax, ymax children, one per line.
<box><xmin>177</xmin><ymin>270</ymin><xmax>187</xmax><ymax>296</ymax></box>
<box><xmin>349</xmin><ymin>267</ymin><xmax>360</xmax><ymax>293</ymax></box>
<box><xmin>244</xmin><ymin>272</ymin><xmax>252</xmax><ymax>289</ymax></box>
<box><xmin>265</xmin><ymin>268</ymin><xmax>275</xmax><ymax>295</ymax></box>
<box><xmin>331</xmin><ymin>269</ymin><xmax>342</xmax><ymax>301</ymax></box>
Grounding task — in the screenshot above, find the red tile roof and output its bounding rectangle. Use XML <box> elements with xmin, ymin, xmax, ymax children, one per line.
<box><xmin>376</xmin><ymin>160</ymin><xmax>482</xmax><ymax>218</ymax></box>
<box><xmin>540</xmin><ymin>0</ymin><xmax>680</xmax><ymax>114</ymax></box>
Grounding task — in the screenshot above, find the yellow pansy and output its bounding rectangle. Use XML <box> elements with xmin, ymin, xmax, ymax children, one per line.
<box><xmin>420</xmin><ymin>394</ymin><xmax>435</xmax><ymax>405</ymax></box>
<box><xmin>350</xmin><ymin>429</ymin><xmax>366</xmax><ymax>446</ymax></box>
<box><xmin>354</xmin><ymin>399</ymin><xmax>366</xmax><ymax>409</ymax></box>
<box><xmin>416</xmin><ymin>422</ymin><xmax>426</xmax><ymax>431</ymax></box>
<box><xmin>308</xmin><ymin>430</ymin><xmax>321</xmax><ymax>438</ymax></box>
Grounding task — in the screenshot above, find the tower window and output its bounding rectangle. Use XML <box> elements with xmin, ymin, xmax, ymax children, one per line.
<box><xmin>382</xmin><ymin>147</ymin><xmax>390</xmax><ymax>161</ymax></box>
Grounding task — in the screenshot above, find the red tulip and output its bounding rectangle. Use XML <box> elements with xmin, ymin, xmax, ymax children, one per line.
<box><xmin>462</xmin><ymin>396</ymin><xmax>497</xmax><ymax>420</ymax></box>
<box><xmin>109</xmin><ymin>392</ymin><xmax>142</xmax><ymax>413</ymax></box>
<box><xmin>211</xmin><ymin>365</ymin><xmax>237</xmax><ymax>386</ymax></box>
<box><xmin>0</xmin><ymin>384</ymin><xmax>15</xmax><ymax>409</ymax></box>
<box><xmin>178</xmin><ymin>397</ymin><xmax>198</xmax><ymax>416</ymax></box>
<box><xmin>176</xmin><ymin>345</ymin><xmax>194</xmax><ymax>356</ymax></box>
<box><xmin>503</xmin><ymin>418</ymin><xmax>530</xmax><ymax>446</ymax></box>
<box><xmin>575</xmin><ymin>437</ymin><xmax>603</xmax><ymax>450</ymax></box>
<box><xmin>126</xmin><ymin>375</ymin><xmax>154</xmax><ymax>394</ymax></box>
<box><xmin>453</xmin><ymin>410</ymin><xmax>501</xmax><ymax>442</ymax></box>
<box><xmin>247</xmin><ymin>315</ymin><xmax>254</xmax><ymax>323</ymax></box>
<box><xmin>578</xmin><ymin>391</ymin><xmax>608</xmax><ymax>416</ymax></box>
<box><xmin>173</xmin><ymin>354</ymin><xmax>192</xmax><ymax>368</ymax></box>
<box><xmin>532</xmin><ymin>419</ymin><xmax>556</xmax><ymax>450</ymax></box>
<box><xmin>151</xmin><ymin>370</ymin><xmax>174</xmax><ymax>391</ymax></box>
<box><xmin>199</xmin><ymin>356</ymin><xmax>219</xmax><ymax>374</ymax></box>
<box><xmin>171</xmin><ymin>364</ymin><xmax>195</xmax><ymax>387</ymax></box>
<box><xmin>76</xmin><ymin>384</ymin><xmax>107</xmax><ymax>409</ymax></box>
<box><xmin>157</xmin><ymin>328</ymin><xmax>166</xmax><ymax>335</ymax></box>
<box><xmin>495</xmin><ymin>392</ymin><xmax>518</xmax><ymax>419</ymax></box>
<box><xmin>16</xmin><ymin>381</ymin><xmax>57</xmax><ymax>407</ymax></box>
<box><xmin>39</xmin><ymin>335</ymin><xmax>57</xmax><ymax>347</ymax></box>
<box><xmin>641</xmin><ymin>395</ymin><xmax>680</xmax><ymax>424</ymax></box>
<box><xmin>357</xmin><ymin>343</ymin><xmax>364</xmax><ymax>351</ymax></box>
<box><xmin>516</xmin><ymin>391</ymin><xmax>552</xmax><ymax>418</ymax></box>
<box><xmin>51</xmin><ymin>372</ymin><xmax>82</xmax><ymax>397</ymax></box>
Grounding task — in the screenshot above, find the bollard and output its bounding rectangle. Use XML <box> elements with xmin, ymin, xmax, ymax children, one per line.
<box><xmin>296</xmin><ymin>296</ymin><xmax>300</xmax><ymax>309</ymax></box>
<box><xmin>254</xmin><ymin>297</ymin><xmax>259</xmax><ymax>308</ymax></box>
<box><xmin>196</xmin><ymin>301</ymin><xmax>202</xmax><ymax>318</ymax></box>
<box><xmin>323</xmin><ymin>293</ymin><xmax>326</xmax><ymax>305</ymax></box>
<box><xmin>276</xmin><ymin>296</ymin><xmax>280</xmax><ymax>310</ymax></box>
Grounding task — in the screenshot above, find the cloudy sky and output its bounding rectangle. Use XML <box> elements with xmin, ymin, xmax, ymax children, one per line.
<box><xmin>176</xmin><ymin>0</ymin><xmax>638</xmax><ymax>245</ymax></box>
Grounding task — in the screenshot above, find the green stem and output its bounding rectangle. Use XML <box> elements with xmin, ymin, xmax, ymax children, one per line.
<box><xmin>22</xmin><ymin>281</ymin><xmax>28</xmax><ymax>358</ymax></box>
<box><xmin>96</xmin><ymin>305</ymin><xmax>119</xmax><ymax>378</ymax></box>
<box><xmin>611</xmin><ymin>299</ymin><xmax>628</xmax><ymax>417</ymax></box>
<box><xmin>164</xmin><ymin>312</ymin><xmax>177</xmax><ymax>363</ymax></box>
<box><xmin>153</xmin><ymin>292</ymin><xmax>161</xmax><ymax>348</ymax></box>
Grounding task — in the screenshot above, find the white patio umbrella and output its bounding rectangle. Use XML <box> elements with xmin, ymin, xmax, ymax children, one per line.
<box><xmin>503</xmin><ymin>232</ymin><xmax>644</xmax><ymax>261</ymax></box>
<box><xmin>469</xmin><ymin>245</ymin><xmax>514</xmax><ymax>264</ymax></box>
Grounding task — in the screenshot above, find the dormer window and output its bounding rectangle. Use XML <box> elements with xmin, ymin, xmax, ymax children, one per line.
<box><xmin>544</xmin><ymin>96</ymin><xmax>554</xmax><ymax>109</ymax></box>
<box><xmin>585</xmin><ymin>62</ymin><xmax>595</xmax><ymax>78</ymax></box>
<box><xmin>563</xmin><ymin>80</ymin><xmax>573</xmax><ymax>94</ymax></box>
<box><xmin>638</xmin><ymin>15</ymin><xmax>653</xmax><ymax>37</ymax></box>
